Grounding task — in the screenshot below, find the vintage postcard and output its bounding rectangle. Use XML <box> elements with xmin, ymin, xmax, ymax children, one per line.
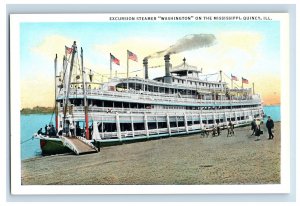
<box><xmin>10</xmin><ymin>13</ymin><xmax>290</xmax><ymax>195</ymax></box>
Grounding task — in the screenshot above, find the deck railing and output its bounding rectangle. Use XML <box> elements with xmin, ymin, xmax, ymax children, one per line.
<box><xmin>59</xmin><ymin>105</ymin><xmax>263</xmax><ymax>116</ymax></box>
<box><xmin>58</xmin><ymin>88</ymin><xmax>261</xmax><ymax>106</ymax></box>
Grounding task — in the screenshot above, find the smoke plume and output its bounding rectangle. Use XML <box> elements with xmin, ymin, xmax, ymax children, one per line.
<box><xmin>146</xmin><ymin>34</ymin><xmax>216</xmax><ymax>59</ymax></box>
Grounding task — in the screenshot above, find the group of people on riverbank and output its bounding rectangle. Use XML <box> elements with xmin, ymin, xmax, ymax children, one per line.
<box><xmin>202</xmin><ymin>120</ymin><xmax>235</xmax><ymax>138</ymax></box>
<box><xmin>251</xmin><ymin>116</ymin><xmax>274</xmax><ymax>140</ymax></box>
<box><xmin>201</xmin><ymin>116</ymin><xmax>275</xmax><ymax>140</ymax></box>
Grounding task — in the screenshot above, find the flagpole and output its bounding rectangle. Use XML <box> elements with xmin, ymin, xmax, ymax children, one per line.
<box><xmin>81</xmin><ymin>47</ymin><xmax>89</xmax><ymax>140</ymax></box>
<box><xmin>127</xmin><ymin>50</ymin><xmax>129</xmax><ymax>90</ymax></box>
<box><xmin>54</xmin><ymin>54</ymin><xmax>58</xmax><ymax>130</ymax></box>
<box><xmin>110</xmin><ymin>53</ymin><xmax>112</xmax><ymax>79</ymax></box>
<box><xmin>242</xmin><ymin>78</ymin><xmax>244</xmax><ymax>89</ymax></box>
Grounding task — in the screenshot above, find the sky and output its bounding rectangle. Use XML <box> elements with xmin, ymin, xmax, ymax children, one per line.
<box><xmin>20</xmin><ymin>19</ymin><xmax>281</xmax><ymax>108</ymax></box>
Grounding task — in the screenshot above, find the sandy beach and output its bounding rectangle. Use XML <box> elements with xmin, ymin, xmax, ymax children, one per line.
<box><xmin>21</xmin><ymin>122</ymin><xmax>280</xmax><ymax>185</ymax></box>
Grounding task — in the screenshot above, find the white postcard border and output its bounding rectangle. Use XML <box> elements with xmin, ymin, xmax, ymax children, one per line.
<box><xmin>10</xmin><ymin>13</ymin><xmax>290</xmax><ymax>195</ymax></box>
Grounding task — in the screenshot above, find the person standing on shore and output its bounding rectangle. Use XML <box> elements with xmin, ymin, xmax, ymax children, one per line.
<box><xmin>217</xmin><ymin>122</ymin><xmax>221</xmax><ymax>136</ymax></box>
<box><xmin>251</xmin><ymin>119</ymin><xmax>256</xmax><ymax>136</ymax></box>
<box><xmin>266</xmin><ymin>116</ymin><xmax>274</xmax><ymax>139</ymax></box>
<box><xmin>227</xmin><ymin>120</ymin><xmax>234</xmax><ymax>137</ymax></box>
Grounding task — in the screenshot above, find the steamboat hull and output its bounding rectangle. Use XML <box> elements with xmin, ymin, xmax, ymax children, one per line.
<box><xmin>37</xmin><ymin>117</ymin><xmax>257</xmax><ymax>155</ymax></box>
<box><xmin>39</xmin><ymin>138</ymin><xmax>71</xmax><ymax>155</ymax></box>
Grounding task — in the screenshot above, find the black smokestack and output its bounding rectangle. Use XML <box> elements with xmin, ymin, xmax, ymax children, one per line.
<box><xmin>143</xmin><ymin>58</ymin><xmax>148</xmax><ymax>79</ymax></box>
<box><xmin>164</xmin><ymin>54</ymin><xmax>170</xmax><ymax>76</ymax></box>
<box><xmin>163</xmin><ymin>54</ymin><xmax>172</xmax><ymax>84</ymax></box>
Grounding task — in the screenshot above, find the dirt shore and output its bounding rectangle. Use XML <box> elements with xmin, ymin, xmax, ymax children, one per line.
<box><xmin>22</xmin><ymin>122</ymin><xmax>280</xmax><ymax>185</ymax></box>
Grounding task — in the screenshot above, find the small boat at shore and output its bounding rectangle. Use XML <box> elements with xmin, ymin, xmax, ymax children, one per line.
<box><xmin>33</xmin><ymin>40</ymin><xmax>264</xmax><ymax>155</ymax></box>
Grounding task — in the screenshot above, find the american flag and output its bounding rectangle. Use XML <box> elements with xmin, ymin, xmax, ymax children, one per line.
<box><xmin>242</xmin><ymin>77</ymin><xmax>249</xmax><ymax>84</ymax></box>
<box><xmin>231</xmin><ymin>74</ymin><xmax>238</xmax><ymax>81</ymax></box>
<box><xmin>65</xmin><ymin>46</ymin><xmax>73</xmax><ymax>55</ymax></box>
<box><xmin>110</xmin><ymin>53</ymin><xmax>120</xmax><ymax>65</ymax></box>
<box><xmin>127</xmin><ymin>50</ymin><xmax>138</xmax><ymax>62</ymax></box>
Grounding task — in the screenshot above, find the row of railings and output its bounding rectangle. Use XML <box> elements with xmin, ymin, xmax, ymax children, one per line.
<box><xmin>59</xmin><ymin>89</ymin><xmax>260</xmax><ymax>105</ymax></box>
<box><xmin>60</xmin><ymin>106</ymin><xmax>263</xmax><ymax>116</ymax></box>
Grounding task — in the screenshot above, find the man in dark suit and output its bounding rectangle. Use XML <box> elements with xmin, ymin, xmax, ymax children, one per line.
<box><xmin>266</xmin><ymin>116</ymin><xmax>274</xmax><ymax>139</ymax></box>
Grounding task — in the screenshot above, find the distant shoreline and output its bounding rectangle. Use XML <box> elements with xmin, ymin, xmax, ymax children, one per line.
<box><xmin>20</xmin><ymin>106</ymin><xmax>54</xmax><ymax>114</ymax></box>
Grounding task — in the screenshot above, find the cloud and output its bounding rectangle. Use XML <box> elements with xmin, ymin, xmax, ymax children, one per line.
<box><xmin>21</xmin><ymin>71</ymin><xmax>54</xmax><ymax>108</ymax></box>
<box><xmin>31</xmin><ymin>34</ymin><xmax>75</xmax><ymax>63</ymax></box>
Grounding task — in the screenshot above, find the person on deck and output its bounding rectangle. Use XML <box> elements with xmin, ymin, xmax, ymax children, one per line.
<box><xmin>45</xmin><ymin>124</ymin><xmax>48</xmax><ymax>135</ymax></box>
<box><xmin>37</xmin><ymin>128</ymin><xmax>43</xmax><ymax>135</ymax></box>
<box><xmin>49</xmin><ymin>125</ymin><xmax>56</xmax><ymax>136</ymax></box>
<box><xmin>69</xmin><ymin>123</ymin><xmax>75</xmax><ymax>136</ymax></box>
<box><xmin>266</xmin><ymin>116</ymin><xmax>274</xmax><ymax>139</ymax></box>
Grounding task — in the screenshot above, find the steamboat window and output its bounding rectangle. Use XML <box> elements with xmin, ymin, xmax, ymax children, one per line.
<box><xmin>157</xmin><ymin>122</ymin><xmax>167</xmax><ymax>129</ymax></box>
<box><xmin>178</xmin><ymin>121</ymin><xmax>184</xmax><ymax>127</ymax></box>
<box><xmin>208</xmin><ymin>120</ymin><xmax>214</xmax><ymax>124</ymax></box>
<box><xmin>133</xmin><ymin>123</ymin><xmax>145</xmax><ymax>131</ymax></box>
<box><xmin>120</xmin><ymin>123</ymin><xmax>132</xmax><ymax>132</ymax></box>
<box><xmin>148</xmin><ymin>122</ymin><xmax>157</xmax><ymax>129</ymax></box>
<box><xmin>170</xmin><ymin>122</ymin><xmax>177</xmax><ymax>128</ymax></box>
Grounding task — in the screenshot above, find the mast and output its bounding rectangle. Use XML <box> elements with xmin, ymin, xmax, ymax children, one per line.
<box><xmin>81</xmin><ymin>47</ymin><xmax>89</xmax><ymax>140</ymax></box>
<box><xmin>63</xmin><ymin>41</ymin><xmax>77</xmax><ymax>135</ymax></box>
<box><xmin>54</xmin><ymin>54</ymin><xmax>58</xmax><ymax>130</ymax></box>
<box><xmin>110</xmin><ymin>53</ymin><xmax>112</xmax><ymax>79</ymax></box>
<box><xmin>127</xmin><ymin>50</ymin><xmax>129</xmax><ymax>90</ymax></box>
<box><xmin>219</xmin><ymin>70</ymin><xmax>223</xmax><ymax>92</ymax></box>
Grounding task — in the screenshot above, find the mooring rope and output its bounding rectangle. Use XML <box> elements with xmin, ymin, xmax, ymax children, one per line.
<box><xmin>21</xmin><ymin>137</ymin><xmax>33</xmax><ymax>144</ymax></box>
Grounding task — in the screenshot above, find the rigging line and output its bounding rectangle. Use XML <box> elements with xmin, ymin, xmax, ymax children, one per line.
<box><xmin>223</xmin><ymin>72</ymin><xmax>242</xmax><ymax>89</ymax></box>
<box><xmin>21</xmin><ymin>137</ymin><xmax>33</xmax><ymax>144</ymax></box>
<box><xmin>61</xmin><ymin>54</ymin><xmax>72</xmax><ymax>87</ymax></box>
<box><xmin>53</xmin><ymin>54</ymin><xmax>76</xmax><ymax>126</ymax></box>
<box><xmin>198</xmin><ymin>72</ymin><xmax>218</xmax><ymax>77</ymax></box>
<box><xmin>49</xmin><ymin>101</ymin><xmax>56</xmax><ymax>125</ymax></box>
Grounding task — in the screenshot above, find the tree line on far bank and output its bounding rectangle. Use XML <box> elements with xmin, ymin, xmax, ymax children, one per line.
<box><xmin>20</xmin><ymin>106</ymin><xmax>54</xmax><ymax>114</ymax></box>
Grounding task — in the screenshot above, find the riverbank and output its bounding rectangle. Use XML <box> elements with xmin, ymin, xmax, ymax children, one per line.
<box><xmin>21</xmin><ymin>106</ymin><xmax>54</xmax><ymax>114</ymax></box>
<box><xmin>22</xmin><ymin>122</ymin><xmax>280</xmax><ymax>185</ymax></box>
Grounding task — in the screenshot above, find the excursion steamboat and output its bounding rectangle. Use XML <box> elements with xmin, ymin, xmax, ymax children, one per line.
<box><xmin>34</xmin><ymin>41</ymin><xmax>264</xmax><ymax>155</ymax></box>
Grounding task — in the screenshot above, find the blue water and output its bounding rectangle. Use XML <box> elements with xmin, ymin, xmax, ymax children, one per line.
<box><xmin>20</xmin><ymin>106</ymin><xmax>280</xmax><ymax>160</ymax></box>
<box><xmin>263</xmin><ymin>105</ymin><xmax>281</xmax><ymax>122</ymax></box>
<box><xmin>21</xmin><ymin>114</ymin><xmax>53</xmax><ymax>160</ymax></box>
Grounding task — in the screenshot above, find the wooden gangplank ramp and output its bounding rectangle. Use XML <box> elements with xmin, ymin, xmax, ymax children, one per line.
<box><xmin>61</xmin><ymin>136</ymin><xmax>98</xmax><ymax>155</ymax></box>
